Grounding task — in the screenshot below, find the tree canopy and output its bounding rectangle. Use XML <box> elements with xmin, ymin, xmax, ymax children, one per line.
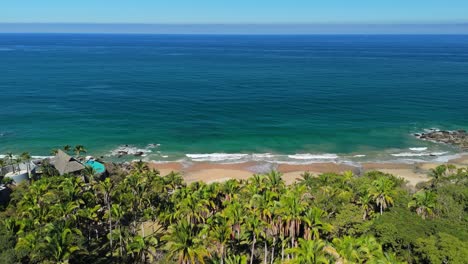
<box><xmin>0</xmin><ymin>161</ymin><xmax>466</xmax><ymax>263</ymax></box>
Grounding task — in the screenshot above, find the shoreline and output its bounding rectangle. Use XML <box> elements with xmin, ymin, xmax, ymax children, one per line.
<box><xmin>146</xmin><ymin>154</ymin><xmax>468</xmax><ymax>186</ymax></box>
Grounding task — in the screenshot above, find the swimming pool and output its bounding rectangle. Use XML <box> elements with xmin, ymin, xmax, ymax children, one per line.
<box><xmin>85</xmin><ymin>160</ymin><xmax>106</xmax><ymax>174</ymax></box>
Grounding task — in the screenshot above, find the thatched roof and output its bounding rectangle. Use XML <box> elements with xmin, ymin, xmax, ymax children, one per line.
<box><xmin>54</xmin><ymin>150</ymin><xmax>85</xmax><ymax>175</ymax></box>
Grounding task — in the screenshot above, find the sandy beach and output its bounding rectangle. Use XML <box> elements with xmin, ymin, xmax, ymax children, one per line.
<box><xmin>146</xmin><ymin>155</ymin><xmax>468</xmax><ymax>186</ymax></box>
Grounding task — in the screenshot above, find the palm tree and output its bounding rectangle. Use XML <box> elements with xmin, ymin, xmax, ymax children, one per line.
<box><xmin>369</xmin><ymin>177</ymin><xmax>395</xmax><ymax>215</ymax></box>
<box><xmin>358</xmin><ymin>193</ymin><xmax>374</xmax><ymax>220</ymax></box>
<box><xmin>51</xmin><ymin>149</ymin><xmax>59</xmax><ymax>155</ymax></box>
<box><xmin>110</xmin><ymin>203</ymin><xmax>126</xmax><ymax>258</ymax></box>
<box><xmin>63</xmin><ymin>145</ymin><xmax>72</xmax><ymax>153</ymax></box>
<box><xmin>222</xmin><ymin>179</ymin><xmax>242</xmax><ymax>202</ymax></box>
<box><xmin>77</xmin><ymin>204</ymin><xmax>101</xmax><ymax>245</ymax></box>
<box><xmin>20</xmin><ymin>152</ymin><xmax>32</xmax><ymax>178</ymax></box>
<box><xmin>127</xmin><ymin>234</ymin><xmax>161</xmax><ymax>263</ymax></box>
<box><xmin>298</xmin><ymin>171</ymin><xmax>315</xmax><ymax>187</ymax></box>
<box><xmin>279</xmin><ymin>185</ymin><xmax>306</xmax><ymax>250</ymax></box>
<box><xmin>95</xmin><ymin>178</ymin><xmax>114</xmax><ymax>253</ymax></box>
<box><xmin>222</xmin><ymin>201</ymin><xmax>245</xmax><ymax>240</ymax></box>
<box><xmin>207</xmin><ymin>215</ymin><xmax>232</xmax><ymax>264</ymax></box>
<box><xmin>83</xmin><ymin>166</ymin><xmax>98</xmax><ymax>182</ymax></box>
<box><xmin>245</xmin><ymin>213</ymin><xmax>264</xmax><ymax>264</ymax></box>
<box><xmin>14</xmin><ymin>155</ymin><xmax>22</xmax><ymax>173</ymax></box>
<box><xmin>331</xmin><ymin>236</ymin><xmax>361</xmax><ymax>263</ymax></box>
<box><xmin>428</xmin><ymin>164</ymin><xmax>456</xmax><ymax>189</ymax></box>
<box><xmin>224</xmin><ymin>254</ymin><xmax>248</xmax><ymax>264</ymax></box>
<box><xmin>286</xmin><ymin>238</ymin><xmax>330</xmax><ymax>264</ymax></box>
<box><xmin>164</xmin><ymin>171</ymin><xmax>185</xmax><ymax>191</ymax></box>
<box><xmin>131</xmin><ymin>160</ymin><xmax>150</xmax><ymax>174</ymax></box>
<box><xmin>41</xmin><ymin>222</ymin><xmax>84</xmax><ymax>263</ymax></box>
<box><xmin>163</xmin><ymin>219</ymin><xmax>210</xmax><ymax>264</ymax></box>
<box><xmin>265</xmin><ymin>171</ymin><xmax>285</xmax><ymax>192</ymax></box>
<box><xmin>302</xmin><ymin>207</ymin><xmax>332</xmax><ymax>240</ymax></box>
<box><xmin>0</xmin><ymin>159</ymin><xmax>6</xmax><ymax>176</ymax></box>
<box><xmin>74</xmin><ymin>145</ymin><xmax>87</xmax><ymax>158</ymax></box>
<box><xmin>6</xmin><ymin>152</ymin><xmax>15</xmax><ymax>173</ymax></box>
<box><xmin>408</xmin><ymin>190</ymin><xmax>437</xmax><ymax>219</ymax></box>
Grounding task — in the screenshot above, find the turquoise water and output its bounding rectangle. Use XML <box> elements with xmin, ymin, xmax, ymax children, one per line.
<box><xmin>0</xmin><ymin>34</ymin><xmax>467</xmax><ymax>163</ymax></box>
<box><xmin>85</xmin><ymin>160</ymin><xmax>106</xmax><ymax>174</ymax></box>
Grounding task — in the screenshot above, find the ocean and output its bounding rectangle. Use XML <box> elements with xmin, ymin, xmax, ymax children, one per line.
<box><xmin>1</xmin><ymin>34</ymin><xmax>467</xmax><ymax>163</ymax></box>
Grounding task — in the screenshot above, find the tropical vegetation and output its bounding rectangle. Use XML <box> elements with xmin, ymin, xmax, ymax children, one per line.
<box><xmin>0</xmin><ymin>156</ymin><xmax>467</xmax><ymax>263</ymax></box>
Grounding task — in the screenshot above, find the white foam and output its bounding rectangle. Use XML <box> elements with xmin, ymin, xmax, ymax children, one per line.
<box><xmin>31</xmin><ymin>155</ymin><xmax>53</xmax><ymax>159</ymax></box>
<box><xmin>424</xmin><ymin>128</ymin><xmax>440</xmax><ymax>132</ymax></box>
<box><xmin>353</xmin><ymin>154</ymin><xmax>366</xmax><ymax>158</ymax></box>
<box><xmin>409</xmin><ymin>147</ymin><xmax>428</xmax><ymax>151</ymax></box>
<box><xmin>186</xmin><ymin>153</ymin><xmax>249</xmax><ymax>162</ymax></box>
<box><xmin>252</xmin><ymin>153</ymin><xmax>274</xmax><ymax>158</ymax></box>
<box><xmin>391</xmin><ymin>151</ymin><xmax>448</xmax><ymax>157</ymax></box>
<box><xmin>287</xmin><ymin>153</ymin><xmax>338</xmax><ymax>160</ymax></box>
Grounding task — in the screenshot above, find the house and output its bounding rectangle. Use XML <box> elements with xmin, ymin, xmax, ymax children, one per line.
<box><xmin>53</xmin><ymin>149</ymin><xmax>85</xmax><ymax>175</ymax></box>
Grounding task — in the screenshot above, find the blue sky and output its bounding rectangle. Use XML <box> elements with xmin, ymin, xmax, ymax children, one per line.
<box><xmin>2</xmin><ymin>0</ymin><xmax>468</xmax><ymax>24</ymax></box>
<box><xmin>1</xmin><ymin>1</ymin><xmax>467</xmax><ymax>33</ymax></box>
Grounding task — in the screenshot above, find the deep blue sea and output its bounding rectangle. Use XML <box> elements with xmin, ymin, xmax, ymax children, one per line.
<box><xmin>1</xmin><ymin>34</ymin><xmax>467</xmax><ymax>163</ymax></box>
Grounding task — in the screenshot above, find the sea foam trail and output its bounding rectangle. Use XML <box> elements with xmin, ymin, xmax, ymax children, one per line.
<box><xmin>391</xmin><ymin>152</ymin><xmax>448</xmax><ymax>157</ymax></box>
<box><xmin>186</xmin><ymin>153</ymin><xmax>249</xmax><ymax>162</ymax></box>
<box><xmin>287</xmin><ymin>154</ymin><xmax>338</xmax><ymax>160</ymax></box>
<box><xmin>409</xmin><ymin>147</ymin><xmax>428</xmax><ymax>151</ymax></box>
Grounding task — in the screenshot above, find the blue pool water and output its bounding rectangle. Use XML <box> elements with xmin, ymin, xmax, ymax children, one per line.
<box><xmin>85</xmin><ymin>160</ymin><xmax>106</xmax><ymax>174</ymax></box>
<box><xmin>0</xmin><ymin>34</ymin><xmax>467</xmax><ymax>163</ymax></box>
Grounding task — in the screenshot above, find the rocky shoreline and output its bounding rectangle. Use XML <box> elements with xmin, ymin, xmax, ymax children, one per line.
<box><xmin>414</xmin><ymin>129</ymin><xmax>468</xmax><ymax>149</ymax></box>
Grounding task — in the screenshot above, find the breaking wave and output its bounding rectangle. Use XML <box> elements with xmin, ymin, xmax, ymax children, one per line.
<box><xmin>186</xmin><ymin>153</ymin><xmax>249</xmax><ymax>162</ymax></box>
<box><xmin>391</xmin><ymin>151</ymin><xmax>448</xmax><ymax>157</ymax></box>
<box><xmin>409</xmin><ymin>147</ymin><xmax>428</xmax><ymax>151</ymax></box>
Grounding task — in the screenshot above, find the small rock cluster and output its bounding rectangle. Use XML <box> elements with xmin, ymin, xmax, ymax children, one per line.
<box><xmin>414</xmin><ymin>129</ymin><xmax>468</xmax><ymax>149</ymax></box>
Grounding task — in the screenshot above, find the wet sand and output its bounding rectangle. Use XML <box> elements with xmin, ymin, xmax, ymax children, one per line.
<box><xmin>146</xmin><ymin>155</ymin><xmax>468</xmax><ymax>186</ymax></box>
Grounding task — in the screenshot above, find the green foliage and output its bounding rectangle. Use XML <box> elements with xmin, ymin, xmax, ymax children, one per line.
<box><xmin>0</xmin><ymin>158</ymin><xmax>466</xmax><ymax>263</ymax></box>
<box><xmin>414</xmin><ymin>233</ymin><xmax>468</xmax><ymax>264</ymax></box>
<box><xmin>1</xmin><ymin>176</ymin><xmax>14</xmax><ymax>185</ymax></box>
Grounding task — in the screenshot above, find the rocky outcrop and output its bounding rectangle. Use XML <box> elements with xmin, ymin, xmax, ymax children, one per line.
<box><xmin>414</xmin><ymin>129</ymin><xmax>468</xmax><ymax>149</ymax></box>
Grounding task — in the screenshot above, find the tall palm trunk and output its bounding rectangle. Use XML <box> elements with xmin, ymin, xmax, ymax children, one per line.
<box><xmin>281</xmin><ymin>238</ymin><xmax>285</xmax><ymax>262</ymax></box>
<box><xmin>106</xmin><ymin>194</ymin><xmax>113</xmax><ymax>254</ymax></box>
<box><xmin>220</xmin><ymin>244</ymin><xmax>224</xmax><ymax>264</ymax></box>
<box><xmin>270</xmin><ymin>237</ymin><xmax>276</xmax><ymax>264</ymax></box>
<box><xmin>10</xmin><ymin>157</ymin><xmax>16</xmax><ymax>173</ymax></box>
<box><xmin>250</xmin><ymin>234</ymin><xmax>256</xmax><ymax>264</ymax></box>
<box><xmin>264</xmin><ymin>241</ymin><xmax>268</xmax><ymax>264</ymax></box>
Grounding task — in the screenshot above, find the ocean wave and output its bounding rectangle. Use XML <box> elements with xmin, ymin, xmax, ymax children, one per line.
<box><xmin>287</xmin><ymin>153</ymin><xmax>338</xmax><ymax>160</ymax></box>
<box><xmin>186</xmin><ymin>153</ymin><xmax>249</xmax><ymax>162</ymax></box>
<box><xmin>252</xmin><ymin>153</ymin><xmax>275</xmax><ymax>159</ymax></box>
<box><xmin>31</xmin><ymin>155</ymin><xmax>53</xmax><ymax>159</ymax></box>
<box><xmin>409</xmin><ymin>147</ymin><xmax>428</xmax><ymax>151</ymax></box>
<box><xmin>391</xmin><ymin>152</ymin><xmax>448</xmax><ymax>157</ymax></box>
<box><xmin>353</xmin><ymin>154</ymin><xmax>366</xmax><ymax>158</ymax></box>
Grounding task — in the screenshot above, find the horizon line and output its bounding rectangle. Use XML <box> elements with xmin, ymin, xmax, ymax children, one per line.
<box><xmin>1</xmin><ymin>23</ymin><xmax>468</xmax><ymax>34</ymax></box>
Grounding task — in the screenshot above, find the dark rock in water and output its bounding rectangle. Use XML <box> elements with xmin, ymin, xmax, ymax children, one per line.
<box><xmin>415</xmin><ymin>129</ymin><xmax>468</xmax><ymax>149</ymax></box>
<box><xmin>134</xmin><ymin>151</ymin><xmax>144</xmax><ymax>157</ymax></box>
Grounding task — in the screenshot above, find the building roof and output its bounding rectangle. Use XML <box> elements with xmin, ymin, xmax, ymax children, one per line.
<box><xmin>54</xmin><ymin>150</ymin><xmax>85</xmax><ymax>175</ymax></box>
